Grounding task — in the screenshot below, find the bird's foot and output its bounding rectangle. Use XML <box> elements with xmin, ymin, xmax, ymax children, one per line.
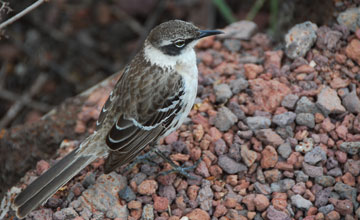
<box><xmin>154</xmin><ymin>149</ymin><xmax>201</xmax><ymax>180</ymax></box>
<box><xmin>123</xmin><ymin>148</ymin><xmax>158</xmax><ymax>173</ymax></box>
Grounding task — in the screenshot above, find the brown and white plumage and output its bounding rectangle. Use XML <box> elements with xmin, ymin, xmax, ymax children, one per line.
<box><xmin>12</xmin><ymin>20</ymin><xmax>222</xmax><ymax>218</ymax></box>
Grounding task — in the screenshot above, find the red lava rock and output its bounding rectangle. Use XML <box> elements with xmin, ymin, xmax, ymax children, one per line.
<box><xmin>326</xmin><ymin>211</ymin><xmax>340</xmax><ymax>220</ymax></box>
<box><xmin>242</xmin><ymin>194</ymin><xmax>256</xmax><ymax>211</ymax></box>
<box><xmin>249</xmin><ymin>78</ymin><xmax>291</xmax><ymax>113</ymax></box>
<box><xmin>335</xmin><ymin>151</ymin><xmax>347</xmax><ymax>163</ymax></box>
<box><xmin>322</xmin><ymin>118</ymin><xmax>336</xmax><ymax>132</ymax></box>
<box><xmin>193</xmin><ymin>124</ymin><xmax>204</xmax><ymax>142</ymax></box>
<box><xmin>244</xmin><ymin>63</ymin><xmax>264</xmax><ymax>79</ymax></box>
<box><xmin>330</xmin><ymin>77</ymin><xmax>350</xmax><ymax>89</ymax></box>
<box><xmin>186</xmin><ymin>208</ymin><xmax>210</xmax><ymax>220</ymax></box>
<box><xmin>137</xmin><ymin>180</ymin><xmax>158</xmax><ymax>195</ymax></box>
<box><xmin>254</xmin><ymin>194</ymin><xmax>270</xmax><ymax>211</ymax></box>
<box><xmin>224</xmin><ymin>197</ymin><xmax>238</xmax><ymax>208</ymax></box>
<box><xmin>275</xmin><ymin>161</ymin><xmax>294</xmax><ymax>171</ymax></box>
<box><xmin>261</xmin><ymin>145</ymin><xmax>278</xmax><ymax>169</ymax></box>
<box><xmin>226</xmin><ymin>175</ymin><xmax>238</xmax><ymax>186</ymax></box>
<box><xmin>213</xmin><ymin>204</ymin><xmax>227</xmax><ymax>218</ymax></box>
<box><xmin>345</xmin><ymin>39</ymin><xmax>360</xmax><ymax>65</ymax></box>
<box><xmin>128</xmin><ymin>200</ymin><xmax>142</xmax><ymax>209</ymax></box>
<box><xmin>153</xmin><ymin>196</ymin><xmax>169</xmax><ymax>212</ymax></box>
<box><xmin>170</xmin><ymin>153</ymin><xmax>190</xmax><ymax>162</ymax></box>
<box><xmin>341</xmin><ymin>172</ymin><xmax>355</xmax><ymax>186</ymax></box>
<box><xmin>294</xmin><ymin>64</ymin><xmax>315</xmax><ymax>73</ymax></box>
<box><xmin>165</xmin><ymin>132</ymin><xmax>178</xmax><ymax>145</ymax></box>
<box><xmin>209</xmin><ymin>165</ymin><xmax>223</xmax><ymax>177</ymax></box>
<box><xmin>333</xmin><ymin>199</ymin><xmax>353</xmax><ymax>215</ymax></box>
<box><xmin>36</xmin><ymin>160</ymin><xmax>50</xmax><ymax>175</ymax></box>
<box><xmin>264</xmin><ymin>50</ymin><xmax>283</xmax><ymax>70</ymax></box>
<box><xmin>336</xmin><ymin>125</ymin><xmax>348</xmax><ymax>140</ymax></box>
<box><xmin>307</xmin><ymin>206</ymin><xmax>318</xmax><ymax>216</ymax></box>
<box><xmin>187</xmin><ymin>185</ymin><xmax>200</xmax><ymax>201</ymax></box>
<box><xmin>272</xmin><ymin>192</ymin><xmax>288</xmax><ymax>211</ymax></box>
<box><xmin>264</xmin><ymin>169</ymin><xmax>281</xmax><ymax>183</ymax></box>
<box><xmin>209</xmin><ymin>127</ymin><xmax>222</xmax><ymax>141</ymax></box>
<box><xmin>195</xmin><ymin>160</ymin><xmax>210</xmax><ymax>177</ymax></box>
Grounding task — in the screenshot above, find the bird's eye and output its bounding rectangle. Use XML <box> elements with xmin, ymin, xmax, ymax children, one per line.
<box><xmin>174</xmin><ymin>40</ymin><xmax>185</xmax><ymax>48</ymax></box>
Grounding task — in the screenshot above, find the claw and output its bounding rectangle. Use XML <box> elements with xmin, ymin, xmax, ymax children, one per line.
<box><xmin>123</xmin><ymin>148</ymin><xmax>158</xmax><ymax>173</ymax></box>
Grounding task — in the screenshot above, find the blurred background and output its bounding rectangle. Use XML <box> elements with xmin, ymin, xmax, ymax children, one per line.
<box><xmin>0</xmin><ymin>0</ymin><xmax>357</xmax><ymax>129</ymax></box>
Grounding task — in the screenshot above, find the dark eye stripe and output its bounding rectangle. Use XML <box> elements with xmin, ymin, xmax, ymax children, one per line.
<box><xmin>161</xmin><ymin>38</ymin><xmax>194</xmax><ymax>56</ymax></box>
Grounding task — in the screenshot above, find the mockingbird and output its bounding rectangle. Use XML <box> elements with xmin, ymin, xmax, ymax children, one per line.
<box><xmin>13</xmin><ymin>19</ymin><xmax>222</xmax><ymax>218</ymax></box>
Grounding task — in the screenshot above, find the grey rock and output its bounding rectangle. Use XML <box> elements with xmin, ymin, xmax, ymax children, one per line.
<box><xmin>276</xmin><ymin>126</ymin><xmax>294</xmax><ymax>139</ymax></box>
<box><xmin>279</xmin><ymin>179</ymin><xmax>295</xmax><ymax>192</ymax></box>
<box><xmin>270</xmin><ymin>182</ymin><xmax>281</xmax><ymax>192</ymax></box>
<box><xmin>257</xmin><ymin>167</ymin><xmax>266</xmax><ymax>184</ymax></box>
<box><xmin>277</xmin><ymin>142</ymin><xmax>292</xmax><ymax>159</ymax></box>
<box><xmin>246</xmin><ymin>116</ymin><xmax>271</xmax><ymax>130</ymax></box>
<box><xmin>218</xmin><ymin>155</ymin><xmax>247</xmax><ymax>174</ymax></box>
<box><xmin>272</xmin><ymin>112</ymin><xmax>296</xmax><ymax>127</ymax></box>
<box><xmin>77</xmin><ymin>173</ymin><xmax>128</xmax><ymax>219</ymax></box>
<box><xmin>315</xmin><ymin>188</ymin><xmax>332</xmax><ymax>207</ymax></box>
<box><xmin>131</xmin><ymin>172</ymin><xmax>147</xmax><ymax>185</ymax></box>
<box><xmin>214</xmin><ymin>107</ymin><xmax>238</xmax><ymax>131</ymax></box>
<box><xmin>159</xmin><ymin>185</ymin><xmax>176</xmax><ymax>203</ymax></box>
<box><xmin>315</xmin><ymin>176</ymin><xmax>335</xmax><ymax>187</ymax></box>
<box><xmin>215</xmin><ymin>138</ymin><xmax>227</xmax><ymax>156</ymax></box>
<box><xmin>267</xmin><ymin>205</ymin><xmax>291</xmax><ymax>220</ymax></box>
<box><xmin>316</xmin><ymin>26</ymin><xmax>342</xmax><ymax>50</ymax></box>
<box><xmin>214</xmin><ymin>84</ymin><xmax>232</xmax><ymax>103</ymax></box>
<box><xmin>53</xmin><ymin>207</ymin><xmax>79</xmax><ymax>220</ymax></box>
<box><xmin>326</xmin><ymin>157</ymin><xmax>339</xmax><ymax>170</ymax></box>
<box><xmin>118</xmin><ymin>185</ymin><xmax>136</xmax><ymax>202</ymax></box>
<box><xmin>229</xmin><ymin>78</ymin><xmax>248</xmax><ymax>94</ymax></box>
<box><xmin>334</xmin><ymin>182</ymin><xmax>358</xmax><ymax>206</ymax></box>
<box><xmin>254</xmin><ymin>182</ymin><xmax>271</xmax><ymax>195</ymax></box>
<box><xmin>219</xmin><ymin>20</ymin><xmax>258</xmax><ymax>40</ymax></box>
<box><xmin>142</xmin><ymin>204</ymin><xmax>154</xmax><ymax>220</ymax></box>
<box><xmin>237</xmin><ymin>130</ymin><xmax>253</xmax><ymax>140</ymax></box>
<box><xmin>304</xmin><ymin>146</ymin><xmax>327</xmax><ymax>165</ymax></box>
<box><xmin>318</xmin><ymin>204</ymin><xmax>334</xmax><ymax>214</ymax></box>
<box><xmin>82</xmin><ymin>173</ymin><xmax>96</xmax><ymax>188</ymax></box>
<box><xmin>29</xmin><ymin>208</ymin><xmax>53</xmax><ymax>220</ymax></box>
<box><xmin>295</xmin><ymin>171</ymin><xmax>309</xmax><ymax>182</ymax></box>
<box><xmin>285</xmin><ymin>21</ymin><xmax>318</xmax><ymax>59</ymax></box>
<box><xmin>340</xmin><ymin>142</ymin><xmax>360</xmax><ymax>155</ymax></box>
<box><xmin>302</xmin><ymin>162</ymin><xmax>323</xmax><ymax>177</ymax></box>
<box><xmin>281</xmin><ymin>94</ymin><xmax>299</xmax><ymax>110</ymax></box>
<box><xmin>337</xmin><ymin>7</ymin><xmax>360</xmax><ymax>32</ymax></box>
<box><xmin>255</xmin><ymin>129</ymin><xmax>284</xmax><ymax>147</ymax></box>
<box><xmin>223</xmin><ymin>39</ymin><xmax>242</xmax><ymax>52</ymax></box>
<box><xmin>197</xmin><ymin>180</ymin><xmax>214</xmax><ymax>211</ymax></box>
<box><xmin>296</xmin><ymin>113</ymin><xmax>315</xmax><ymax>128</ymax></box>
<box><xmin>80</xmin><ymin>207</ymin><xmax>92</xmax><ymax>219</ymax></box>
<box><xmin>344</xmin><ymin>159</ymin><xmax>360</xmax><ymax>176</ymax></box>
<box><xmin>316</xmin><ymin>87</ymin><xmax>346</xmax><ymax>116</ymax></box>
<box><xmin>228</xmin><ymin>102</ymin><xmax>246</xmax><ymax>120</ymax></box>
<box><xmin>343</xmin><ymin>89</ymin><xmax>360</xmax><ymax>113</ymax></box>
<box><xmin>295</xmin><ymin>96</ymin><xmax>320</xmax><ymax>114</ymax></box>
<box><xmin>291</xmin><ymin>194</ymin><xmax>313</xmax><ymax>210</ymax></box>
<box><xmin>327</xmin><ymin>167</ymin><xmax>343</xmax><ymax>177</ymax></box>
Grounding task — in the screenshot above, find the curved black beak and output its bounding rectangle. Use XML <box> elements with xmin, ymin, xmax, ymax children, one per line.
<box><xmin>198</xmin><ymin>30</ymin><xmax>224</xmax><ymax>39</ymax></box>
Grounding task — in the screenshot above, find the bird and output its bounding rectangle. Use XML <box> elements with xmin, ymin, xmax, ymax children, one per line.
<box><xmin>12</xmin><ymin>19</ymin><xmax>223</xmax><ymax>218</ymax></box>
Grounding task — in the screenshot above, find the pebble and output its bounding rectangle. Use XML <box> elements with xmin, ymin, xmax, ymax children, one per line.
<box><xmin>316</xmin><ymin>26</ymin><xmax>342</xmax><ymax>50</ymax></box>
<box><xmin>281</xmin><ymin>94</ymin><xmax>299</xmax><ymax>110</ymax></box>
<box><xmin>255</xmin><ymin>129</ymin><xmax>284</xmax><ymax>147</ymax></box>
<box><xmin>266</xmin><ymin>205</ymin><xmax>291</xmax><ymax>220</ymax></box>
<box><xmin>138</xmin><ymin>180</ymin><xmax>158</xmax><ymax>195</ymax></box>
<box><xmin>246</xmin><ymin>116</ymin><xmax>271</xmax><ymax>130</ymax></box>
<box><xmin>240</xmin><ymin>145</ymin><xmax>257</xmax><ymax>167</ymax></box>
<box><xmin>342</xmin><ymin>85</ymin><xmax>360</xmax><ymax>113</ymax></box>
<box><xmin>327</xmin><ymin>167</ymin><xmax>343</xmax><ymax>177</ymax></box>
<box><xmin>344</xmin><ymin>159</ymin><xmax>360</xmax><ymax>176</ymax></box>
<box><xmin>36</xmin><ymin>160</ymin><xmax>50</xmax><ymax>176</ymax></box>
<box><xmin>53</xmin><ymin>207</ymin><xmax>79</xmax><ymax>220</ymax></box>
<box><xmin>295</xmin><ymin>96</ymin><xmax>319</xmax><ymax>114</ymax></box>
<box><xmin>315</xmin><ymin>188</ymin><xmax>332</xmax><ymax>207</ymax></box>
<box><xmin>345</xmin><ymin>39</ymin><xmax>360</xmax><ymax>65</ymax></box>
<box><xmin>196</xmin><ymin>180</ymin><xmax>214</xmax><ymax>211</ymax></box>
<box><xmin>296</xmin><ymin>138</ymin><xmax>314</xmax><ymax>153</ymax></box>
<box><xmin>316</xmin><ymin>87</ymin><xmax>346</xmax><ymax>116</ymax></box>
<box><xmin>220</xmin><ymin>20</ymin><xmax>258</xmax><ymax>40</ymax></box>
<box><xmin>228</xmin><ymin>102</ymin><xmax>246</xmax><ymax>120</ymax></box>
<box><xmin>254</xmin><ymin>194</ymin><xmax>270</xmax><ymax>211</ymax></box>
<box><xmin>277</xmin><ymin>142</ymin><xmax>292</xmax><ymax>158</ymax></box>
<box><xmin>243</xmin><ymin>194</ymin><xmax>256</xmax><ymax>210</ymax></box>
<box><xmin>223</xmin><ymin>39</ymin><xmax>241</xmax><ymax>52</ymax></box>
<box><xmin>337</xmin><ymin>7</ymin><xmax>360</xmax><ymax>32</ymax></box>
<box><xmin>318</xmin><ymin>204</ymin><xmax>334</xmax><ymax>214</ymax></box>
<box><xmin>118</xmin><ymin>185</ymin><xmax>136</xmax><ymax>202</ymax></box>
<box><xmin>218</xmin><ymin>155</ymin><xmax>247</xmax><ymax>174</ymax></box>
<box><xmin>186</xmin><ymin>208</ymin><xmax>210</xmax><ymax>220</ymax></box>
<box><xmin>334</xmin><ymin>182</ymin><xmax>357</xmax><ymax>206</ymax></box>
<box><xmin>229</xmin><ymin>77</ymin><xmax>248</xmax><ymax>94</ymax></box>
<box><xmin>304</xmin><ymin>146</ymin><xmax>327</xmax><ymax>165</ymax></box>
<box><xmin>296</xmin><ymin>113</ymin><xmax>315</xmax><ymax>128</ymax></box>
<box><xmin>315</xmin><ymin>176</ymin><xmax>335</xmax><ymax>187</ymax></box>
<box><xmin>291</xmin><ymin>194</ymin><xmax>313</xmax><ymax>210</ymax></box>
<box><xmin>214</xmin><ymin>84</ymin><xmax>232</xmax><ymax>103</ymax></box>
<box><xmin>142</xmin><ymin>204</ymin><xmax>154</xmax><ymax>220</ymax></box>
<box><xmin>285</xmin><ymin>21</ymin><xmax>318</xmax><ymax>59</ymax></box>
<box><xmin>153</xmin><ymin>196</ymin><xmax>169</xmax><ymax>212</ymax></box>
<box><xmin>272</xmin><ymin>112</ymin><xmax>296</xmax><ymax>127</ymax></box>
<box><xmin>82</xmin><ymin>173</ymin><xmax>96</xmax><ymax>188</ymax></box>
<box><xmin>326</xmin><ymin>211</ymin><xmax>340</xmax><ymax>220</ymax></box>
<box><xmin>279</xmin><ymin>178</ymin><xmax>295</xmax><ymax>192</ymax></box>
<box><xmin>28</xmin><ymin>209</ymin><xmax>53</xmax><ymax>220</ymax></box>
<box><xmin>292</xmin><ymin>182</ymin><xmax>306</xmax><ymax>195</ymax></box>
<box><xmin>244</xmin><ymin>63</ymin><xmax>264</xmax><ymax>79</ymax></box>
<box><xmin>333</xmin><ymin>199</ymin><xmax>353</xmax><ymax>215</ymax></box>
<box><xmin>295</xmin><ymin>170</ymin><xmax>309</xmax><ymax>182</ymax></box>
<box><xmin>261</xmin><ymin>145</ymin><xmax>278</xmax><ymax>169</ymax></box>
<box><xmin>339</xmin><ymin>142</ymin><xmax>360</xmax><ymax>155</ymax></box>
<box><xmin>302</xmin><ymin>162</ymin><xmax>323</xmax><ymax>177</ymax></box>
<box><xmin>213</xmin><ymin>204</ymin><xmax>227</xmax><ymax>218</ymax></box>
<box><xmin>214</xmin><ymin>107</ymin><xmax>238</xmax><ymax>131</ymax></box>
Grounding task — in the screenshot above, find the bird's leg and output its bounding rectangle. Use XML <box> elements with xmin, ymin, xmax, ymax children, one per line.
<box><xmin>154</xmin><ymin>149</ymin><xmax>201</xmax><ymax>180</ymax></box>
<box><xmin>123</xmin><ymin>148</ymin><xmax>158</xmax><ymax>173</ymax></box>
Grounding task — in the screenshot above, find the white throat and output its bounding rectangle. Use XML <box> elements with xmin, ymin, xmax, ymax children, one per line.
<box><xmin>143</xmin><ymin>40</ymin><xmax>198</xmax><ymax>71</ymax></box>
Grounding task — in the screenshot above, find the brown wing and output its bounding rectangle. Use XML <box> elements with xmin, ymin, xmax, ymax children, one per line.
<box><xmin>97</xmin><ymin>52</ymin><xmax>185</xmax><ymax>173</ymax></box>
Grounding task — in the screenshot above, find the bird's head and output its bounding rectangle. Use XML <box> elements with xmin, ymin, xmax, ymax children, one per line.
<box><xmin>145</xmin><ymin>20</ymin><xmax>223</xmax><ymax>58</ymax></box>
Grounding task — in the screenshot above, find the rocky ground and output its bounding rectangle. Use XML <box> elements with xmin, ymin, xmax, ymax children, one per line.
<box><xmin>2</xmin><ymin>7</ymin><xmax>360</xmax><ymax>220</ymax></box>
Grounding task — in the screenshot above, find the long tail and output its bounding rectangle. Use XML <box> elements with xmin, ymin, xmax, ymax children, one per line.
<box><xmin>12</xmin><ymin>143</ymin><xmax>100</xmax><ymax>219</ymax></box>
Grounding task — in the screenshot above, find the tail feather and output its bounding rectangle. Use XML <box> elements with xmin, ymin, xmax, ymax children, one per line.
<box><xmin>13</xmin><ymin>147</ymin><xmax>97</xmax><ymax>219</ymax></box>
